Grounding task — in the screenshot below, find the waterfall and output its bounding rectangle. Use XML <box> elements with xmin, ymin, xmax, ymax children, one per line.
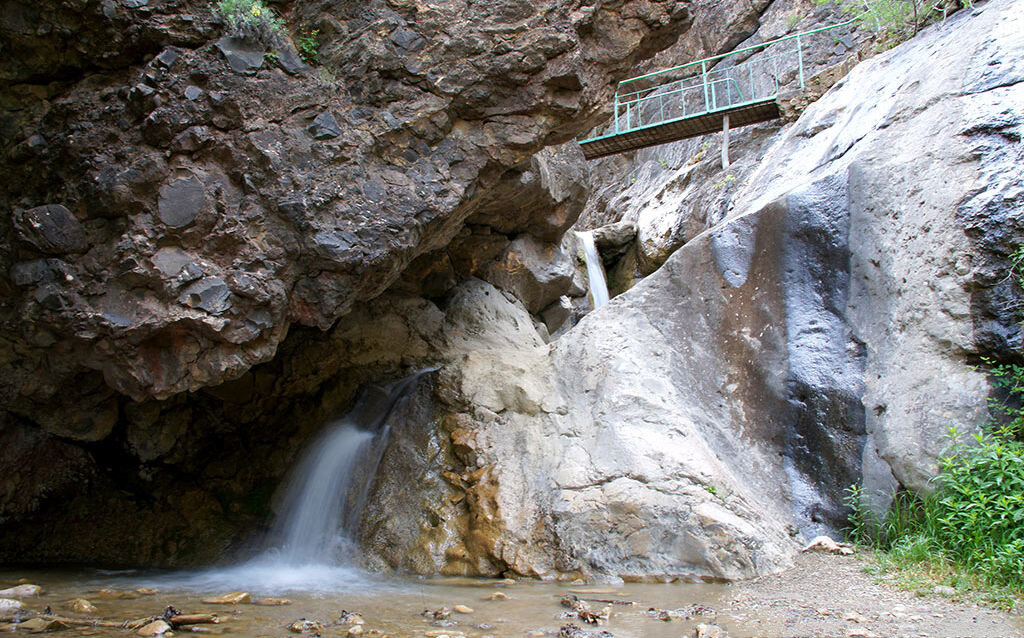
<box><xmin>577</xmin><ymin>230</ymin><xmax>610</xmax><ymax>309</ymax></box>
<box><xmin>265</xmin><ymin>371</ymin><xmax>431</xmax><ymax>566</ymax></box>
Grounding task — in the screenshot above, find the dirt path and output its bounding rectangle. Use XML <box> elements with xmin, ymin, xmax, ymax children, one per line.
<box><xmin>722</xmin><ymin>552</ymin><xmax>1023</xmax><ymax>638</ymax></box>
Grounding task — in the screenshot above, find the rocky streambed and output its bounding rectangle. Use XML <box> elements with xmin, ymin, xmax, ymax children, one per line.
<box><xmin>1</xmin><ymin>552</ymin><xmax>1021</xmax><ymax>638</ymax></box>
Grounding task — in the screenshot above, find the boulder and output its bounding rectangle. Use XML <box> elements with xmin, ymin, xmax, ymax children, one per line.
<box><xmin>0</xmin><ymin>584</ymin><xmax>41</xmax><ymax>598</ymax></box>
<box><xmin>481</xmin><ymin>236</ymin><xmax>574</xmax><ymax>314</ymax></box>
<box><xmin>0</xmin><ymin>599</ymin><xmax>22</xmax><ymax>614</ymax></box>
<box><xmin>591</xmin><ymin>221</ymin><xmax>637</xmax><ymax>263</ymax></box>
<box><xmin>215</xmin><ymin>36</ymin><xmax>264</xmax><ymax>74</ymax></box>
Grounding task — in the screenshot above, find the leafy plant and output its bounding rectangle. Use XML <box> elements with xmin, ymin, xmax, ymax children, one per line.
<box><xmin>214</xmin><ymin>0</ymin><xmax>285</xmax><ymax>46</ymax></box>
<box><xmin>813</xmin><ymin>0</ymin><xmax>972</xmax><ymax>47</ymax></box>
<box><xmin>714</xmin><ymin>173</ymin><xmax>736</xmax><ymax>190</ymax></box>
<box><xmin>295</xmin><ymin>27</ymin><xmax>320</xmax><ymax>64</ymax></box>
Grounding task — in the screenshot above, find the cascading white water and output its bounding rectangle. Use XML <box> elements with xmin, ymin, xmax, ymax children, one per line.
<box><xmin>577</xmin><ymin>230</ymin><xmax>610</xmax><ymax>309</ymax></box>
<box><xmin>156</xmin><ymin>372</ymin><xmax>433</xmax><ymax>593</ymax></box>
<box><xmin>268</xmin><ymin>423</ymin><xmax>388</xmax><ymax>564</ymax></box>
<box><xmin>266</xmin><ymin>373</ymin><xmax>429</xmax><ymax>566</ymax></box>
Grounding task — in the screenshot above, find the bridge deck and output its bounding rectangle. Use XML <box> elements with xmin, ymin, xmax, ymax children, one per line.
<box><xmin>579</xmin><ymin>99</ymin><xmax>780</xmax><ymax>160</ymax></box>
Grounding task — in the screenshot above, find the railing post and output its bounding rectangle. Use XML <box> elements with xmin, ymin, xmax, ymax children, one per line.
<box><xmin>721</xmin><ymin>113</ymin><xmax>730</xmax><ymax>169</ymax></box>
<box><xmin>796</xmin><ymin>33</ymin><xmax>805</xmax><ymax>90</ymax></box>
<box><xmin>702</xmin><ymin>61</ymin><xmax>710</xmax><ymax>113</ymax></box>
<box><xmin>772</xmin><ymin>54</ymin><xmax>779</xmax><ymax>95</ymax></box>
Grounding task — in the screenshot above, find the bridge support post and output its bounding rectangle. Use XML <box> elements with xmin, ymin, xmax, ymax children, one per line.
<box><xmin>721</xmin><ymin>113</ymin><xmax>730</xmax><ymax>169</ymax></box>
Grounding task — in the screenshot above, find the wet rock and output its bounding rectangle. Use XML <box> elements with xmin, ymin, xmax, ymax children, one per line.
<box><xmin>14</xmin><ymin>205</ymin><xmax>88</xmax><ymax>255</ymax></box>
<box><xmin>694</xmin><ymin>624</ymin><xmax>725</xmax><ymax>638</ymax></box>
<box><xmin>215</xmin><ymin>36</ymin><xmax>264</xmax><ymax>74</ymax></box>
<box><xmin>0</xmin><ymin>584</ymin><xmax>42</xmax><ymax>598</ymax></box>
<box><xmin>424</xmin><ymin>607</ymin><xmax>450</xmax><ymax>620</ymax></box>
<box><xmin>308</xmin><ymin>111</ymin><xmax>342</xmax><ymax>139</ymax></box>
<box><xmin>559</xmin><ymin>624</ymin><xmax>613</xmax><ymax>638</ymax></box>
<box><xmin>157</xmin><ymin>175</ymin><xmax>205</xmax><ymax>228</ymax></box>
<box><xmin>69</xmin><ymin>598</ymin><xmax>98</xmax><ymax>614</ymax></box>
<box><xmin>253</xmin><ymin>598</ymin><xmax>292</xmax><ymax>606</ymax></box>
<box><xmin>347</xmin><ymin>625</ymin><xmax>364</xmax><ymax>636</ymax></box>
<box><xmin>482</xmin><ymin>592</ymin><xmax>509</xmax><ymax>601</ymax></box>
<box><xmin>92</xmin><ymin>589</ymin><xmax>140</xmax><ymax>600</ymax></box>
<box><xmin>0</xmin><ymin>599</ymin><xmax>23</xmax><ymax>614</ymax></box>
<box><xmin>137</xmin><ymin>619</ymin><xmax>172</xmax><ymax>636</ymax></box>
<box><xmin>338</xmin><ymin>611</ymin><xmax>364</xmax><ymax>624</ymax></box>
<box><xmin>289</xmin><ymin>619</ymin><xmax>323</xmax><ymax>633</ymax></box>
<box><xmin>201</xmin><ymin>591</ymin><xmax>250</xmax><ymax>605</ymax></box>
<box><xmin>453</xmin><ymin>605</ymin><xmax>473</xmax><ymax>614</ymax></box>
<box><xmin>20</xmin><ymin>617</ymin><xmax>70</xmax><ymax>632</ymax></box>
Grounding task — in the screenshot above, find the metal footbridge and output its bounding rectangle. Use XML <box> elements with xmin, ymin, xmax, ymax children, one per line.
<box><xmin>578</xmin><ymin>21</ymin><xmax>853</xmax><ymax>161</ymax></box>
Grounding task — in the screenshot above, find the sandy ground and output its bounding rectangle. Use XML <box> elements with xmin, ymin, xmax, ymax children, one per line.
<box><xmin>722</xmin><ymin>552</ymin><xmax>1023</xmax><ymax>638</ymax></box>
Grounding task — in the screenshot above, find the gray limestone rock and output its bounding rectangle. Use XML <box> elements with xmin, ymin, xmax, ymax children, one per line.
<box><xmin>157</xmin><ymin>176</ymin><xmax>205</xmax><ymax>228</ymax></box>
<box><xmin>14</xmin><ymin>205</ymin><xmax>88</xmax><ymax>254</ymax></box>
<box><xmin>215</xmin><ymin>36</ymin><xmax>265</xmax><ymax>74</ymax></box>
<box><xmin>481</xmin><ymin>235</ymin><xmax>575</xmax><ymax>315</ymax></box>
<box><xmin>308</xmin><ymin>111</ymin><xmax>342</xmax><ymax>139</ymax></box>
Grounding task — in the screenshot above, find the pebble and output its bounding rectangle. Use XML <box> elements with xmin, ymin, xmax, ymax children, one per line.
<box><xmin>483</xmin><ymin>592</ymin><xmax>509</xmax><ymax>601</ymax></box>
<box><xmin>136</xmin><ymin>619</ymin><xmax>172</xmax><ymax>636</ymax></box>
<box><xmin>348</xmin><ymin>625</ymin><xmax>364</xmax><ymax>636</ymax></box>
<box><xmin>933</xmin><ymin>585</ymin><xmax>956</xmax><ymax>597</ymax></box>
<box><xmin>694</xmin><ymin>623</ymin><xmax>724</xmax><ymax>638</ymax></box>
<box><xmin>289</xmin><ymin>619</ymin><xmax>323</xmax><ymax>633</ymax></box>
<box><xmin>253</xmin><ymin>598</ymin><xmax>292</xmax><ymax>606</ymax></box>
<box><xmin>340</xmin><ymin>611</ymin><xmax>365</xmax><ymax>625</ymax></box>
<box><xmin>454</xmin><ymin>605</ymin><xmax>474</xmax><ymax>614</ymax></box>
<box><xmin>201</xmin><ymin>591</ymin><xmax>251</xmax><ymax>605</ymax></box>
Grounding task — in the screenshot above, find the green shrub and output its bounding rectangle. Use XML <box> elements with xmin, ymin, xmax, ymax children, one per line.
<box><xmin>214</xmin><ymin>0</ymin><xmax>285</xmax><ymax>45</ymax></box>
<box><xmin>295</xmin><ymin>27</ymin><xmax>320</xmax><ymax>64</ymax></box>
<box><xmin>847</xmin><ymin>421</ymin><xmax>1024</xmax><ymax>599</ymax></box>
<box><xmin>814</xmin><ymin>0</ymin><xmax>972</xmax><ymax>46</ymax></box>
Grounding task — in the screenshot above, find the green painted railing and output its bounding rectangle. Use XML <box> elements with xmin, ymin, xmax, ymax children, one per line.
<box><xmin>583</xmin><ymin>19</ymin><xmax>855</xmax><ymax>145</ymax></box>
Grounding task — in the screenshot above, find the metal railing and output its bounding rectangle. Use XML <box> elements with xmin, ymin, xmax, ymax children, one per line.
<box><xmin>599</xmin><ymin>19</ymin><xmax>855</xmax><ymax>137</ymax></box>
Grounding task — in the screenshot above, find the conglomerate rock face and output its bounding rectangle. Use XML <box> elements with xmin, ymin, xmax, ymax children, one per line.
<box><xmin>0</xmin><ymin>0</ymin><xmax>691</xmax><ymax>419</ymax></box>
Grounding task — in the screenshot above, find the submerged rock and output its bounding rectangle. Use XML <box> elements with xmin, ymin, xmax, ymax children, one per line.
<box><xmin>201</xmin><ymin>592</ymin><xmax>251</xmax><ymax>605</ymax></box>
<box><xmin>0</xmin><ymin>585</ymin><xmax>42</xmax><ymax>598</ymax></box>
<box><xmin>69</xmin><ymin>598</ymin><xmax>99</xmax><ymax>614</ymax></box>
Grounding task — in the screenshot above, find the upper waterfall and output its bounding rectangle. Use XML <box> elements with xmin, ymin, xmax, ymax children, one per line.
<box><xmin>577</xmin><ymin>230</ymin><xmax>610</xmax><ymax>309</ymax></box>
